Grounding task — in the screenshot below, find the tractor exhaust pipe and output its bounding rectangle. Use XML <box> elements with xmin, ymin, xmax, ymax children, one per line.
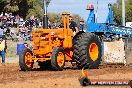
<box><xmin>43</xmin><ymin>0</ymin><xmax>48</xmax><ymax>29</ymax></box>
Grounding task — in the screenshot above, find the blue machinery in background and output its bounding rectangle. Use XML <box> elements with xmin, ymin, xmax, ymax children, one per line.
<box><xmin>86</xmin><ymin>4</ymin><xmax>132</xmax><ymax>40</ymax></box>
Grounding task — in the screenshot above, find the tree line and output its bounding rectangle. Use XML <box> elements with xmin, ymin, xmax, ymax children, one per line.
<box><xmin>113</xmin><ymin>0</ymin><xmax>132</xmax><ymax>25</ymax></box>
<box><xmin>0</xmin><ymin>0</ymin><xmax>83</xmax><ymax>27</ymax></box>
<box><xmin>0</xmin><ymin>0</ymin><xmax>45</xmax><ymax>19</ymax></box>
<box><xmin>0</xmin><ymin>0</ymin><xmax>131</xmax><ymax>26</ymax></box>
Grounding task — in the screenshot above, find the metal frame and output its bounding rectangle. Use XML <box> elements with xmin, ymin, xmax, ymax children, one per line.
<box><xmin>86</xmin><ymin>4</ymin><xmax>132</xmax><ymax>37</ymax></box>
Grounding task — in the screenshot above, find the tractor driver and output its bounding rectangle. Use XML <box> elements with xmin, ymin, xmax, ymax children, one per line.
<box><xmin>69</xmin><ymin>16</ymin><xmax>79</xmax><ymax>36</ymax></box>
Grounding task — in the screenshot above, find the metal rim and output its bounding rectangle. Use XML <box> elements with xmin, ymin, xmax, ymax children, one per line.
<box><xmin>25</xmin><ymin>52</ymin><xmax>32</xmax><ymax>68</ymax></box>
<box><xmin>89</xmin><ymin>43</ymin><xmax>99</xmax><ymax>61</ymax></box>
<box><xmin>57</xmin><ymin>52</ymin><xmax>65</xmax><ymax>67</ymax></box>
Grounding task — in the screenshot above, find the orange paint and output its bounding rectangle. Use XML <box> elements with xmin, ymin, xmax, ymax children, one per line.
<box><xmin>29</xmin><ymin>12</ymin><xmax>74</xmax><ymax>64</ymax></box>
<box><xmin>89</xmin><ymin>43</ymin><xmax>99</xmax><ymax>61</ymax></box>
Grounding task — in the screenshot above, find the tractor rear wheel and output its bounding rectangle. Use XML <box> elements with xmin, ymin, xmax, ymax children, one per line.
<box><xmin>72</xmin><ymin>31</ymin><xmax>84</xmax><ymax>46</ymax></box>
<box><xmin>74</xmin><ymin>33</ymin><xmax>102</xmax><ymax>69</ymax></box>
<box><xmin>51</xmin><ymin>47</ymin><xmax>65</xmax><ymax>71</ymax></box>
<box><xmin>19</xmin><ymin>48</ymin><xmax>34</xmax><ymax>71</ymax></box>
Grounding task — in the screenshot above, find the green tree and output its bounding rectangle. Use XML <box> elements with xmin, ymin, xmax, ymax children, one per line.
<box><xmin>47</xmin><ymin>12</ymin><xmax>84</xmax><ymax>28</ymax></box>
<box><xmin>0</xmin><ymin>0</ymin><xmax>52</xmax><ymax>19</ymax></box>
<box><xmin>113</xmin><ymin>0</ymin><xmax>132</xmax><ymax>25</ymax></box>
<box><xmin>0</xmin><ymin>0</ymin><xmax>22</xmax><ymax>12</ymax></box>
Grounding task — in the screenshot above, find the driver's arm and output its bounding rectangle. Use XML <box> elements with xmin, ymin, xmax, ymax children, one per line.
<box><xmin>75</xmin><ymin>27</ymin><xmax>79</xmax><ymax>33</ymax></box>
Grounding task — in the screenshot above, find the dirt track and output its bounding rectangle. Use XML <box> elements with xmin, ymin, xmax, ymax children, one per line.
<box><xmin>0</xmin><ymin>63</ymin><xmax>132</xmax><ymax>88</ymax></box>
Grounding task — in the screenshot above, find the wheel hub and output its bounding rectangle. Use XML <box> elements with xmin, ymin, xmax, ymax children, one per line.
<box><xmin>57</xmin><ymin>52</ymin><xmax>65</xmax><ymax>67</ymax></box>
<box><xmin>25</xmin><ymin>52</ymin><xmax>32</xmax><ymax>67</ymax></box>
<box><xmin>89</xmin><ymin>43</ymin><xmax>99</xmax><ymax>61</ymax></box>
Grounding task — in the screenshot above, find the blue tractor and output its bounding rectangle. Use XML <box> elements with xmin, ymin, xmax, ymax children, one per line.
<box><xmin>73</xmin><ymin>4</ymin><xmax>132</xmax><ymax>69</ymax></box>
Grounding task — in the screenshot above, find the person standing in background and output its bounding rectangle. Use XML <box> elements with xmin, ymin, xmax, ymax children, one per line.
<box><xmin>80</xmin><ymin>20</ymin><xmax>85</xmax><ymax>31</ymax></box>
<box><xmin>0</xmin><ymin>35</ymin><xmax>7</xmax><ymax>64</ymax></box>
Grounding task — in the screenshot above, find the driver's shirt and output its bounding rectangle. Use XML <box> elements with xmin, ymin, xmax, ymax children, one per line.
<box><xmin>69</xmin><ymin>21</ymin><xmax>77</xmax><ymax>32</ymax></box>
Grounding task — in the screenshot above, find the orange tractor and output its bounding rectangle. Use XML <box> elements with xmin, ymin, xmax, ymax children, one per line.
<box><xmin>19</xmin><ymin>12</ymin><xmax>77</xmax><ymax>71</ymax></box>
<box><xmin>19</xmin><ymin>12</ymin><xmax>101</xmax><ymax>71</ymax></box>
<box><xmin>19</xmin><ymin>2</ymin><xmax>102</xmax><ymax>71</ymax></box>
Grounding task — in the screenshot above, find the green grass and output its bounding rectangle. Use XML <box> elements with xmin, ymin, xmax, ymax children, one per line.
<box><xmin>6</xmin><ymin>40</ymin><xmax>32</xmax><ymax>57</ymax></box>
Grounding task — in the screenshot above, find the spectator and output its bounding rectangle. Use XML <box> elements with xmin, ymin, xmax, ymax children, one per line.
<box><xmin>2</xmin><ymin>15</ymin><xmax>7</xmax><ymax>24</ymax></box>
<box><xmin>0</xmin><ymin>35</ymin><xmax>7</xmax><ymax>64</ymax></box>
<box><xmin>29</xmin><ymin>16</ymin><xmax>35</xmax><ymax>31</ymax></box>
<box><xmin>58</xmin><ymin>22</ymin><xmax>64</xmax><ymax>28</ymax></box>
<box><xmin>69</xmin><ymin>16</ymin><xmax>79</xmax><ymax>36</ymax></box>
<box><xmin>52</xmin><ymin>22</ymin><xmax>57</xmax><ymax>29</ymax></box>
<box><xmin>0</xmin><ymin>13</ymin><xmax>45</xmax><ymax>41</ymax></box>
<box><xmin>80</xmin><ymin>20</ymin><xmax>85</xmax><ymax>31</ymax></box>
<box><xmin>0</xmin><ymin>12</ymin><xmax>3</xmax><ymax>17</ymax></box>
<box><xmin>23</xmin><ymin>32</ymin><xmax>32</xmax><ymax>41</ymax></box>
<box><xmin>0</xmin><ymin>17</ymin><xmax>2</xmax><ymax>26</ymax></box>
<box><xmin>15</xmin><ymin>14</ymin><xmax>20</xmax><ymax>28</ymax></box>
<box><xmin>0</xmin><ymin>25</ymin><xmax>4</xmax><ymax>36</ymax></box>
<box><xmin>19</xmin><ymin>17</ymin><xmax>25</xmax><ymax>27</ymax></box>
<box><xmin>36</xmin><ymin>18</ymin><xmax>41</xmax><ymax>28</ymax></box>
<box><xmin>48</xmin><ymin>20</ymin><xmax>51</xmax><ymax>29</ymax></box>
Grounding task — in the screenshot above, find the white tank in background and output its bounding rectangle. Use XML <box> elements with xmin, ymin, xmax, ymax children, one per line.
<box><xmin>126</xmin><ymin>22</ymin><xmax>132</xmax><ymax>28</ymax></box>
<box><xmin>103</xmin><ymin>40</ymin><xmax>126</xmax><ymax>64</ymax></box>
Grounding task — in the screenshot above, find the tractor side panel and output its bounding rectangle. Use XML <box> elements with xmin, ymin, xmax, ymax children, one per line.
<box><xmin>32</xmin><ymin>28</ymin><xmax>64</xmax><ymax>56</ymax></box>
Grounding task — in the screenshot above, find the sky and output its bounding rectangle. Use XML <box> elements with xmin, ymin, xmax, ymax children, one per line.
<box><xmin>48</xmin><ymin>0</ymin><xmax>117</xmax><ymax>22</ymax></box>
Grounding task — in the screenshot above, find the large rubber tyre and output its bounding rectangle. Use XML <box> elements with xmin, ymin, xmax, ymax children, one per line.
<box><xmin>72</xmin><ymin>32</ymin><xmax>84</xmax><ymax>66</ymax></box>
<box><xmin>74</xmin><ymin>33</ymin><xmax>102</xmax><ymax>69</ymax></box>
<box><xmin>72</xmin><ymin>31</ymin><xmax>84</xmax><ymax>46</ymax></box>
<box><xmin>19</xmin><ymin>48</ymin><xmax>34</xmax><ymax>71</ymax></box>
<box><xmin>51</xmin><ymin>47</ymin><xmax>65</xmax><ymax>71</ymax></box>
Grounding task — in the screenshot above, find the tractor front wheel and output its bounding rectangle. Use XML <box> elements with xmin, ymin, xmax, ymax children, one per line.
<box><xmin>19</xmin><ymin>48</ymin><xmax>34</xmax><ymax>71</ymax></box>
<box><xmin>51</xmin><ymin>47</ymin><xmax>65</xmax><ymax>71</ymax></box>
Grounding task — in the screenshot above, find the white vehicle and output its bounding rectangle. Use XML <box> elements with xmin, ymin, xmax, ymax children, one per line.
<box><xmin>126</xmin><ymin>22</ymin><xmax>132</xmax><ymax>28</ymax></box>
